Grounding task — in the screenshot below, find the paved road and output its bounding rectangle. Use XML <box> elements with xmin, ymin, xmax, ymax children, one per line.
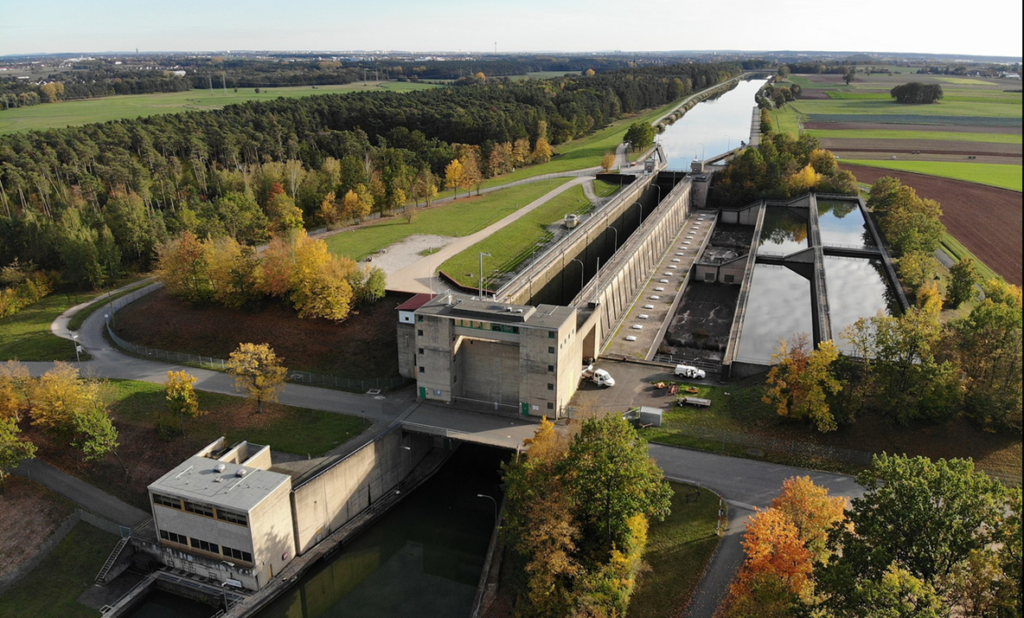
<box><xmin>385</xmin><ymin>176</ymin><xmax>593</xmax><ymax>294</ymax></box>
<box><xmin>12</xmin><ymin>458</ymin><xmax>150</xmax><ymax>527</ymax></box>
<box><xmin>650</xmin><ymin>445</ymin><xmax>865</xmax><ymax>617</ymax></box>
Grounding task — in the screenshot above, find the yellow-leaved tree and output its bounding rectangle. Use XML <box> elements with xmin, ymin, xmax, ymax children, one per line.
<box><xmin>30</xmin><ymin>362</ymin><xmax>101</xmax><ymax>434</ymax></box>
<box><xmin>600</xmin><ymin>152</ymin><xmax>617</xmax><ymax>172</ymax></box>
<box><xmin>165</xmin><ymin>370</ymin><xmax>204</xmax><ymax>436</ymax></box>
<box><xmin>227</xmin><ymin>343</ymin><xmax>287</xmax><ymax>414</ymax></box>
<box><xmin>289</xmin><ymin>231</ymin><xmax>356</xmax><ymax>321</ymax></box>
<box><xmin>445</xmin><ymin>158</ymin><xmax>465</xmax><ymax>199</ymax></box>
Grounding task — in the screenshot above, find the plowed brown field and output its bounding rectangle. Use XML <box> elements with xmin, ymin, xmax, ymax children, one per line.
<box><xmin>842</xmin><ymin>163</ymin><xmax>1022</xmax><ymax>284</ymax></box>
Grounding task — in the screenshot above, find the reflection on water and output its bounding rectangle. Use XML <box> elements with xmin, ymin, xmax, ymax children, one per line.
<box><xmin>122</xmin><ymin>589</ymin><xmax>216</xmax><ymax>618</ymax></box>
<box><xmin>256</xmin><ymin>444</ymin><xmax>506</xmax><ymax>618</ymax></box>
<box><xmin>817</xmin><ymin>201</ymin><xmax>874</xmax><ymax>249</ymax></box>
<box><xmin>737</xmin><ymin>264</ymin><xmax>813</xmax><ymax>364</ymax></box>
<box><xmin>825</xmin><ymin>256</ymin><xmax>897</xmax><ymax>352</ymax></box>
<box><xmin>758</xmin><ymin>207</ymin><xmax>809</xmax><ymax>256</ymax></box>
<box><xmin>657</xmin><ymin>79</ymin><xmax>768</xmax><ymax>169</ymax></box>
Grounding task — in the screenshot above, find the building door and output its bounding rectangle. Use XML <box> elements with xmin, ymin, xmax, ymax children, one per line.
<box><xmin>419</xmin><ymin>387</ymin><xmax>427</xmax><ymax>399</ymax></box>
<box><xmin>521</xmin><ymin>402</ymin><xmax>530</xmax><ymax>416</ymax></box>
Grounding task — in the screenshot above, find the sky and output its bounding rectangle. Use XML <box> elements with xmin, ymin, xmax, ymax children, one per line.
<box><xmin>1</xmin><ymin>0</ymin><xmax>1021</xmax><ymax>59</ymax></box>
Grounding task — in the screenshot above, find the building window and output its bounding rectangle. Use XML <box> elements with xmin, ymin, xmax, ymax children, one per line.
<box><xmin>223</xmin><ymin>546</ymin><xmax>253</xmax><ymax>563</ymax></box>
<box><xmin>548</xmin><ymin>331</ymin><xmax>555</xmax><ymax>339</ymax></box>
<box><xmin>724</xmin><ymin>274</ymin><xmax>735</xmax><ymax>283</ymax></box>
<box><xmin>417</xmin><ymin>329</ymin><xmax>423</xmax><ymax>336</ymax></box>
<box><xmin>419</xmin><ymin>366</ymin><xmax>425</xmax><ymax>374</ymax></box>
<box><xmin>418</xmin><ymin>348</ymin><xmax>424</xmax><ymax>355</ymax></box>
<box><xmin>215</xmin><ymin>509</ymin><xmax>248</xmax><ymax>527</ymax></box>
<box><xmin>547</xmin><ymin>402</ymin><xmax>555</xmax><ymax>410</ymax></box>
<box><xmin>548</xmin><ymin>365</ymin><xmax>554</xmax><ymax>373</ymax></box>
<box><xmin>417</xmin><ymin>316</ymin><xmax>424</xmax><ymax>322</ymax></box>
<box><xmin>159</xmin><ymin>530</ymin><xmax>187</xmax><ymax>545</ymax></box>
<box><xmin>548</xmin><ymin>346</ymin><xmax>555</xmax><ymax>354</ymax></box>
<box><xmin>547</xmin><ymin>383</ymin><xmax>554</xmax><ymax>391</ymax></box>
<box><xmin>152</xmin><ymin>493</ymin><xmax>181</xmax><ymax>510</ymax></box>
<box><xmin>191</xmin><ymin>537</ymin><xmax>220</xmax><ymax>554</ymax></box>
<box><xmin>183</xmin><ymin>501</ymin><xmax>214</xmax><ymax>518</ymax></box>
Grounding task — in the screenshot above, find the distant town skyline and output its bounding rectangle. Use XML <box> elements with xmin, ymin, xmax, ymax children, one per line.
<box><xmin>1</xmin><ymin>0</ymin><xmax>1021</xmax><ymax>59</ymax></box>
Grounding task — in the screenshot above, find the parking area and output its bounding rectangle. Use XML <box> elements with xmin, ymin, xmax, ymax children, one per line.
<box><xmin>570</xmin><ymin>358</ymin><xmax>713</xmax><ymax>416</ymax></box>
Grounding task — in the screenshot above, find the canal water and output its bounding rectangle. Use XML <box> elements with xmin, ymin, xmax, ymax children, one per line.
<box><xmin>824</xmin><ymin>256</ymin><xmax>898</xmax><ymax>351</ymax></box>
<box><xmin>817</xmin><ymin>200</ymin><xmax>875</xmax><ymax>249</ymax></box>
<box><xmin>736</xmin><ymin>263</ymin><xmax>814</xmax><ymax>364</ymax></box>
<box><xmin>757</xmin><ymin>207</ymin><xmax>809</xmax><ymax>256</ymax></box>
<box><xmin>255</xmin><ymin>443</ymin><xmax>507</xmax><ymax>618</ymax></box>
<box><xmin>657</xmin><ymin>79</ymin><xmax>768</xmax><ymax>170</ymax></box>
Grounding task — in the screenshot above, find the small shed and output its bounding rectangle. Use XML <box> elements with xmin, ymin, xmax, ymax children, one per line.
<box><xmin>624</xmin><ymin>406</ymin><xmax>663</xmax><ymax>428</ymax></box>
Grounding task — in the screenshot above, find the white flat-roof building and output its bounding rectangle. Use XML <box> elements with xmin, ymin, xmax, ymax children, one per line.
<box><xmin>147</xmin><ymin>438</ymin><xmax>296</xmax><ymax>591</ymax></box>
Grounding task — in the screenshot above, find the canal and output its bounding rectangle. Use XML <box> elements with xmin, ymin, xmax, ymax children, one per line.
<box><xmin>657</xmin><ymin>79</ymin><xmax>768</xmax><ymax>169</ymax></box>
<box><xmin>254</xmin><ymin>443</ymin><xmax>507</xmax><ymax>618</ymax></box>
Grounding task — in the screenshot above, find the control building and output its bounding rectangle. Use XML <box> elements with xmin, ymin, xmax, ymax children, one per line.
<box><xmin>398</xmin><ymin>293</ymin><xmax>582</xmax><ymax>417</ymax></box>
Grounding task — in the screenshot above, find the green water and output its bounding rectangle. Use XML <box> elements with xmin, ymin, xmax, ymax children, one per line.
<box><xmin>256</xmin><ymin>443</ymin><xmax>506</xmax><ymax>618</ymax></box>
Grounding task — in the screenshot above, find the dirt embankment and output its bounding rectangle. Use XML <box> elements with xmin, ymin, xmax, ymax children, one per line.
<box><xmin>842</xmin><ymin>163</ymin><xmax>1022</xmax><ymax>285</ymax></box>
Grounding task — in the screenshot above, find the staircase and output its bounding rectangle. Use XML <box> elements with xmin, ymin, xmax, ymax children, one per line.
<box><xmin>95</xmin><ymin>537</ymin><xmax>130</xmax><ymax>584</ymax></box>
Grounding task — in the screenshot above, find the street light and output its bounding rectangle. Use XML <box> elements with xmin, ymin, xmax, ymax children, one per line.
<box><xmin>71</xmin><ymin>333</ymin><xmax>81</xmax><ymax>364</ymax></box>
<box><xmin>570</xmin><ymin>258</ymin><xmax>584</xmax><ymax>292</ymax></box>
<box><xmin>476</xmin><ymin>493</ymin><xmax>498</xmax><ymax>522</ymax></box>
<box><xmin>698</xmin><ymin>142</ymin><xmax>706</xmax><ymax>161</ymax></box>
<box><xmin>478</xmin><ymin>252</ymin><xmax>491</xmax><ymax>299</ymax></box>
<box><xmin>608</xmin><ymin>225</ymin><xmax>619</xmax><ymax>253</ymax></box>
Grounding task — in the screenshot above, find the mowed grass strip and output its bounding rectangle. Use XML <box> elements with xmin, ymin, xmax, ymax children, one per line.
<box><xmin>807</xmin><ymin>128</ymin><xmax>1023</xmax><ymax>144</ymax></box>
<box><xmin>325</xmin><ymin>178</ymin><xmax>571</xmax><ymax>260</ymax></box>
<box><xmin>105</xmin><ymin>379</ymin><xmax>368</xmax><ymax>457</ymax></box>
<box><xmin>789</xmin><ymin>98</ymin><xmax>1020</xmax><ymax>118</ymax></box>
<box><xmin>0</xmin><ymin>522</ymin><xmax>117</xmax><ymax>618</ymax></box>
<box><xmin>629</xmin><ymin>482</ymin><xmax>722</xmax><ymax>618</ymax></box>
<box><xmin>843</xmin><ymin>159</ymin><xmax>1023</xmax><ymax>192</ymax></box>
<box><xmin>440</xmin><ymin>185</ymin><xmax>592</xmax><ymax>288</ymax></box>
<box><xmin>0</xmin><ymin>81</ymin><xmax>437</xmax><ymax>134</ymax></box>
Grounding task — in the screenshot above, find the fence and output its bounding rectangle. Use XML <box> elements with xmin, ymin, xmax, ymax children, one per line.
<box><xmin>104</xmin><ymin>286</ymin><xmax>410</xmax><ymax>393</ymax></box>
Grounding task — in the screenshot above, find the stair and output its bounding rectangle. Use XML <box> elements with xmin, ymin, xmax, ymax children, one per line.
<box><xmin>95</xmin><ymin>537</ymin><xmax>129</xmax><ymax>584</ymax></box>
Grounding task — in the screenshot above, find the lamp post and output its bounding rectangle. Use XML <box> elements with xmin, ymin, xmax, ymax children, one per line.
<box><xmin>570</xmin><ymin>258</ymin><xmax>584</xmax><ymax>292</ymax></box>
<box><xmin>71</xmin><ymin>333</ymin><xmax>81</xmax><ymax>365</ymax></box>
<box><xmin>608</xmin><ymin>225</ymin><xmax>618</xmax><ymax>253</ymax></box>
<box><xmin>698</xmin><ymin>142</ymin><xmax>706</xmax><ymax>161</ymax></box>
<box><xmin>478</xmin><ymin>252</ymin><xmax>491</xmax><ymax>299</ymax></box>
<box><xmin>476</xmin><ymin>493</ymin><xmax>498</xmax><ymax>522</ymax></box>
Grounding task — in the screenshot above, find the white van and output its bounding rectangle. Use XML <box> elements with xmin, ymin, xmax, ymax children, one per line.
<box><xmin>674</xmin><ymin>365</ymin><xmax>706</xmax><ymax>379</ymax></box>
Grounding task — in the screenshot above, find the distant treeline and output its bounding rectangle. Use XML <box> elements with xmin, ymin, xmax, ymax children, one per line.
<box><xmin>0</xmin><ymin>61</ymin><xmax>741</xmax><ymax>289</ymax></box>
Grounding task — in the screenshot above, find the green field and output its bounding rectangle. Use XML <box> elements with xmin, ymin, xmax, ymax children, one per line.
<box><xmin>629</xmin><ymin>482</ymin><xmax>722</xmax><ymax>618</ymax></box>
<box><xmin>440</xmin><ymin>185</ymin><xmax>592</xmax><ymax>288</ymax></box>
<box><xmin>807</xmin><ymin>128</ymin><xmax>1023</xmax><ymax>144</ymax></box>
<box><xmin>825</xmin><ymin>91</ymin><xmax>1022</xmax><ymax>105</ymax></box>
<box><xmin>0</xmin><ymin>81</ymin><xmax>437</xmax><ymax>134</ymax></box>
<box><xmin>769</xmin><ymin>105</ymin><xmax>803</xmax><ymax>136</ymax></box>
<box><xmin>843</xmin><ymin>159</ymin><xmax>1023</xmax><ymax>192</ymax></box>
<box><xmin>789</xmin><ymin>98</ymin><xmax>1020</xmax><ymax>118</ymax></box>
<box><xmin>0</xmin><ymin>522</ymin><xmax>115</xmax><ymax>618</ymax></box>
<box><xmin>325</xmin><ymin>178</ymin><xmax>571</xmax><ymax>260</ymax></box>
<box><xmin>0</xmin><ymin>293</ymin><xmax>98</xmax><ymax>362</ymax></box>
<box><xmin>106</xmin><ymin>379</ymin><xmax>368</xmax><ymax>457</ymax></box>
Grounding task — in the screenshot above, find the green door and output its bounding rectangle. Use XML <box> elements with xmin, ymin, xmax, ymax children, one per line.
<box><xmin>419</xmin><ymin>387</ymin><xmax>427</xmax><ymax>400</ymax></box>
<box><xmin>521</xmin><ymin>402</ymin><xmax>530</xmax><ymax>416</ymax></box>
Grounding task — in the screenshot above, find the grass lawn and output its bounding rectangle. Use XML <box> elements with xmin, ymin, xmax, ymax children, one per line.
<box><xmin>842</xmin><ymin>159</ymin><xmax>1023</xmax><ymax>192</ymax></box>
<box><xmin>769</xmin><ymin>105</ymin><xmax>803</xmax><ymax>136</ymax></box>
<box><xmin>807</xmin><ymin>128</ymin><xmax>1023</xmax><ymax>144</ymax></box>
<box><xmin>0</xmin><ymin>293</ymin><xmax>96</xmax><ymax>362</ymax></box>
<box><xmin>439</xmin><ymin>185</ymin><xmax>591</xmax><ymax>288</ymax></box>
<box><xmin>593</xmin><ymin>178</ymin><xmax>624</xmax><ymax>197</ymax></box>
<box><xmin>0</xmin><ymin>522</ymin><xmax>115</xmax><ymax>618</ymax></box>
<box><xmin>940</xmin><ymin>232</ymin><xmax>1002</xmax><ymax>283</ymax></box>
<box><xmin>788</xmin><ymin>98</ymin><xmax>1020</xmax><ymax>118</ymax></box>
<box><xmin>0</xmin><ymin>81</ymin><xmax>437</xmax><ymax>134</ymax></box>
<box><xmin>629</xmin><ymin>482</ymin><xmax>722</xmax><ymax>618</ymax></box>
<box><xmin>105</xmin><ymin>379</ymin><xmax>368</xmax><ymax>458</ymax></box>
<box><xmin>325</xmin><ymin>178</ymin><xmax>570</xmax><ymax>259</ymax></box>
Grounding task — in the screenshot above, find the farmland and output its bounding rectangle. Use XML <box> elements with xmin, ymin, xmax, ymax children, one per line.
<box><xmin>776</xmin><ymin>70</ymin><xmax>1021</xmax><ymax>282</ymax></box>
<box><xmin>0</xmin><ymin>81</ymin><xmax>436</xmax><ymax>134</ymax></box>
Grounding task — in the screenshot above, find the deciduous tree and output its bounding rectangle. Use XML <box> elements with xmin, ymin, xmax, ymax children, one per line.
<box><xmin>227</xmin><ymin>343</ymin><xmax>287</xmax><ymax>414</ymax></box>
<box><xmin>946</xmin><ymin>257</ymin><xmax>979</xmax><ymax>308</ymax></box>
<box><xmin>444</xmin><ymin>158</ymin><xmax>464</xmax><ymax>199</ymax></box>
<box><xmin>770</xmin><ymin>476</ymin><xmax>847</xmax><ymax>563</ymax></box>
<box><xmin>165</xmin><ymin>370</ymin><xmax>203</xmax><ymax>436</ymax></box>
<box><xmin>0</xmin><ymin>415</ymin><xmax>36</xmax><ymax>491</ymax></box>
<box><xmin>30</xmin><ymin>362</ymin><xmax>101</xmax><ymax>434</ymax></box>
<box><xmin>600</xmin><ymin>152</ymin><xmax>616</xmax><ymax>172</ymax></box>
<box><xmin>763</xmin><ymin>335</ymin><xmax>844</xmax><ymax>432</ymax></box>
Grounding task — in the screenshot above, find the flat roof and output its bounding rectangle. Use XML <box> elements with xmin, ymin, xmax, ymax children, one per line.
<box><xmin>149</xmin><ymin>456</ymin><xmax>291</xmax><ymax>513</ymax></box>
<box><xmin>416</xmin><ymin>294</ymin><xmax>574</xmax><ymax>330</ymax></box>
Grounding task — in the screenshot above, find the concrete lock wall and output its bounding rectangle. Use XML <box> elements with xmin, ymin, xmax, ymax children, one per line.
<box><xmin>290</xmin><ymin>429</ymin><xmax>432</xmax><ymax>555</ymax></box>
<box><xmin>249</xmin><ymin>482</ymin><xmax>297</xmax><ymax>585</ymax></box>
<box><xmin>580</xmin><ymin>180</ymin><xmax>693</xmax><ymax>340</ymax></box>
